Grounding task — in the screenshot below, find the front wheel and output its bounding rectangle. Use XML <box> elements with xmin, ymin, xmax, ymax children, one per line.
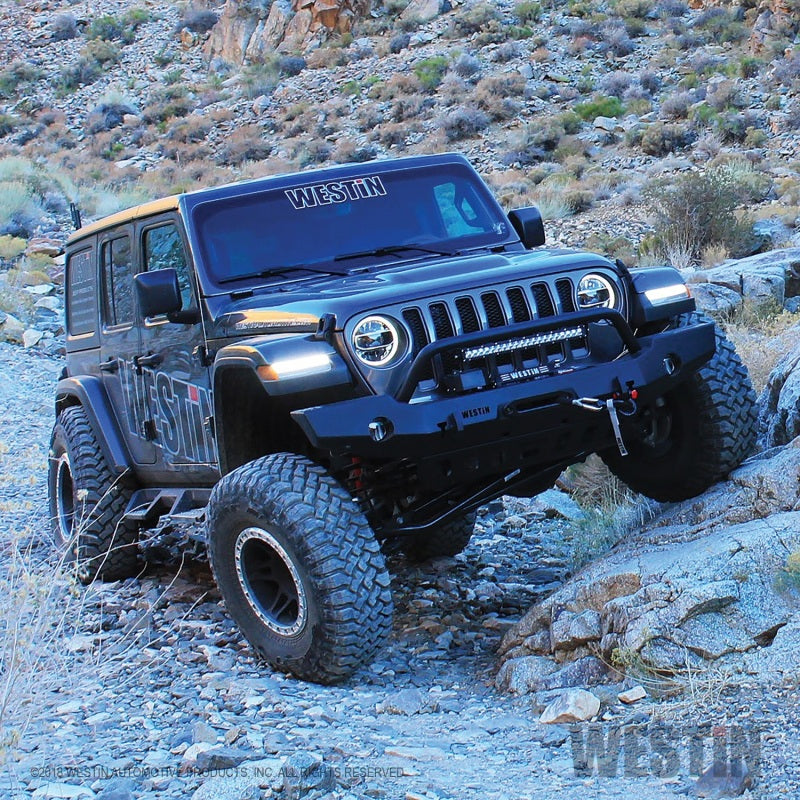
<box><xmin>206</xmin><ymin>453</ymin><xmax>393</xmax><ymax>684</ymax></box>
<box><xmin>602</xmin><ymin>313</ymin><xmax>757</xmax><ymax>502</ymax></box>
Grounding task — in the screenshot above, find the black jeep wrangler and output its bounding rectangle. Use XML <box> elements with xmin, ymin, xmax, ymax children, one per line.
<box><xmin>49</xmin><ymin>154</ymin><xmax>757</xmax><ymax>683</ymax></box>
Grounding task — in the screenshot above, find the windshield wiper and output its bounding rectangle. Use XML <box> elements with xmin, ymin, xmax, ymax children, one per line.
<box><xmin>219</xmin><ymin>263</ymin><xmax>348</xmax><ymax>284</ymax></box>
<box><xmin>334</xmin><ymin>243</ymin><xmax>457</xmax><ymax>262</ymax></box>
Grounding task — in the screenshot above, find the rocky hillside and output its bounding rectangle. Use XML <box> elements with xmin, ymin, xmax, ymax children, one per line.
<box><xmin>2</xmin><ymin>2</ymin><xmax>800</xmax><ymax>798</ymax></box>
<box><xmin>1</xmin><ymin>0</ymin><xmax>799</xmax><ymax>350</ymax></box>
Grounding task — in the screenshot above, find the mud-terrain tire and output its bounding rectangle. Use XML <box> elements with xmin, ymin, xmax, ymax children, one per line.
<box><xmin>602</xmin><ymin>312</ymin><xmax>757</xmax><ymax>502</ymax></box>
<box><xmin>400</xmin><ymin>512</ymin><xmax>476</xmax><ymax>561</ymax></box>
<box><xmin>206</xmin><ymin>453</ymin><xmax>393</xmax><ymax>684</ymax></box>
<box><xmin>48</xmin><ymin>406</ymin><xmax>140</xmax><ymax>583</ymax></box>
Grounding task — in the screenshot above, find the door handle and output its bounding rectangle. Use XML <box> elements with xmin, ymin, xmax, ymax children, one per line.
<box><xmin>134</xmin><ymin>353</ymin><xmax>163</xmax><ymax>370</ymax></box>
<box><xmin>99</xmin><ymin>358</ymin><xmax>119</xmax><ymax>373</ymax></box>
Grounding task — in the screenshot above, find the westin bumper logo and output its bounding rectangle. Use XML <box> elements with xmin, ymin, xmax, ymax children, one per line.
<box><xmin>285</xmin><ymin>176</ymin><xmax>387</xmax><ymax>209</ymax></box>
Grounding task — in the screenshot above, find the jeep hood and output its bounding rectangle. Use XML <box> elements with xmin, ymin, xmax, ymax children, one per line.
<box><xmin>206</xmin><ymin>249</ymin><xmax>617</xmax><ymax>339</ymax></box>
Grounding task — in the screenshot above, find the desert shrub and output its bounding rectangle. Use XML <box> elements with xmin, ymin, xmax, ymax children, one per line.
<box><xmin>474</xmin><ymin>74</ymin><xmax>524</xmax><ymax>120</ymax></box>
<box><xmin>602</xmin><ymin>20</ymin><xmax>635</xmax><ymax>56</ymax></box>
<box><xmin>739</xmin><ymin>57</ymin><xmax>763</xmax><ymax>80</ymax></box>
<box><xmin>452</xmin><ymin>53</ymin><xmax>482</xmax><ymax>79</ymax></box>
<box><xmin>340</xmin><ymin>79</ymin><xmax>361</xmax><ymax>97</ymax></box>
<box><xmin>440</xmin><ymin>106</ymin><xmax>490</xmax><ymax>141</ymax></box>
<box><xmin>0</xmin><ymin>115</ymin><xmax>20</xmax><ymax>137</ymax></box>
<box><xmin>390</xmin><ymin>94</ymin><xmax>431</xmax><ymax>121</ymax></box>
<box><xmin>166</xmin><ymin>114</ymin><xmax>212</xmax><ymax>143</ymax></box>
<box><xmin>639</xmin><ymin>70</ymin><xmax>661</xmax><ymax>95</ymax></box>
<box><xmin>514</xmin><ymin>1</ymin><xmax>542</xmax><ymax>24</ymax></box>
<box><xmin>414</xmin><ymin>56</ymin><xmax>449</xmax><ymax>91</ymax></box>
<box><xmin>0</xmin><ymin>62</ymin><xmax>43</xmax><ymax>99</ymax></box>
<box><xmin>86</xmin><ymin>8</ymin><xmax>148</xmax><ymax>43</ymax></box>
<box><xmin>639</xmin><ymin>121</ymin><xmax>693</xmax><ymax>155</ymax></box>
<box><xmin>600</xmin><ymin>70</ymin><xmax>632</xmax><ymax>98</ymax></box>
<box><xmin>694</xmin><ymin>7</ymin><xmax>747</xmax><ymax>44</ymax></box>
<box><xmin>642</xmin><ymin>168</ymin><xmax>756</xmax><ymax>265</ymax></box>
<box><xmin>574</xmin><ymin>95</ymin><xmax>624</xmax><ymax>120</ymax></box>
<box><xmin>449</xmin><ymin>1</ymin><xmax>503</xmax><ymax>36</ymax></box>
<box><xmin>659</xmin><ymin>91</ymin><xmax>693</xmax><ymax>120</ymax></box>
<box><xmin>0</xmin><ymin>235</ymin><xmax>26</xmax><ymax>260</ymax></box>
<box><xmin>178</xmin><ymin>8</ymin><xmax>219</xmax><ymax>33</ymax></box>
<box><xmin>49</xmin><ymin>13</ymin><xmax>78</xmax><ymax>40</ymax></box>
<box><xmin>215</xmin><ymin>126</ymin><xmax>272</xmax><ymax>166</ymax></box>
<box><xmin>610</xmin><ymin>0</ymin><xmax>650</xmax><ymax>18</ymax></box>
<box><xmin>240</xmin><ymin>61</ymin><xmax>281</xmax><ymax>98</ymax></box>
<box><xmin>705</xmin><ymin>79</ymin><xmax>743</xmax><ymax>111</ymax></box>
<box><xmin>491</xmin><ymin>41</ymin><xmax>521</xmax><ymax>62</ymax></box>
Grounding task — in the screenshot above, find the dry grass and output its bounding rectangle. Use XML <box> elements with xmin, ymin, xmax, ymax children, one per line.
<box><xmin>0</xmin><ymin>466</ymin><xmax>201</xmax><ymax>768</ymax></box>
<box><xmin>722</xmin><ymin>303</ymin><xmax>799</xmax><ymax>393</ymax></box>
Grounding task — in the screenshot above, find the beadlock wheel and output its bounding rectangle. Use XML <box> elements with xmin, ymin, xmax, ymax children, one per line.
<box><xmin>235</xmin><ymin>526</ymin><xmax>308</xmax><ymax>637</ymax></box>
<box><xmin>207</xmin><ymin>452</ymin><xmax>393</xmax><ymax>684</ymax></box>
<box><xmin>53</xmin><ymin>451</ymin><xmax>75</xmax><ymax>546</ymax></box>
<box><xmin>47</xmin><ymin>406</ymin><xmax>140</xmax><ymax>582</ymax></box>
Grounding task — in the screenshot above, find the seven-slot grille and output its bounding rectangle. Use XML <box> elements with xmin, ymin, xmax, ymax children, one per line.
<box><xmin>399</xmin><ymin>278</ymin><xmax>593</xmax><ymax>390</ymax></box>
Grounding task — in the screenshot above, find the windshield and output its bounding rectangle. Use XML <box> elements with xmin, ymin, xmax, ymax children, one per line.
<box><xmin>191</xmin><ymin>163</ymin><xmax>514</xmax><ymax>286</ymax></box>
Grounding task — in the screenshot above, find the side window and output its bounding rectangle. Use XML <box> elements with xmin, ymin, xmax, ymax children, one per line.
<box><xmin>66</xmin><ymin>248</ymin><xmax>97</xmax><ymax>336</ymax></box>
<box><xmin>101</xmin><ymin>235</ymin><xmax>134</xmax><ymax>327</ymax></box>
<box><xmin>433</xmin><ymin>182</ymin><xmax>490</xmax><ymax>238</ymax></box>
<box><xmin>143</xmin><ymin>223</ymin><xmax>194</xmax><ymax>311</ymax></box>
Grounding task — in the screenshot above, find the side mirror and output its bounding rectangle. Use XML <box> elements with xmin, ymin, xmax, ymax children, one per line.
<box><xmin>508</xmin><ymin>207</ymin><xmax>546</xmax><ymax>248</ymax></box>
<box><xmin>134</xmin><ymin>268</ymin><xmax>182</xmax><ymax>318</ymax></box>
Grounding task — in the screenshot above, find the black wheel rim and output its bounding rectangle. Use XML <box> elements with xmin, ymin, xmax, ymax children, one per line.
<box><xmin>234</xmin><ymin>527</ymin><xmax>307</xmax><ymax>636</ymax></box>
<box><xmin>54</xmin><ymin>452</ymin><xmax>76</xmax><ymax>544</ymax></box>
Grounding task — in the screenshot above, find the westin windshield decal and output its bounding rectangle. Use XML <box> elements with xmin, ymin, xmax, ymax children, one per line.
<box><xmin>284</xmin><ymin>176</ymin><xmax>387</xmax><ymax>210</ymax></box>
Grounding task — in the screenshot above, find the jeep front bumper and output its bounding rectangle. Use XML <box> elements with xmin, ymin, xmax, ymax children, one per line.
<box><xmin>291</xmin><ymin>314</ymin><xmax>716</xmax><ymax>463</ymax></box>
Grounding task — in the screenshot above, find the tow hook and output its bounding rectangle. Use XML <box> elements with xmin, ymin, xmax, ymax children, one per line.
<box><xmin>570</xmin><ymin>393</ymin><xmax>638</xmax><ymax>457</ymax></box>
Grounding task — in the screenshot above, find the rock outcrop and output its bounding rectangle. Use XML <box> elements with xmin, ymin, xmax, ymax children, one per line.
<box><xmin>688</xmin><ymin>247</ymin><xmax>800</xmax><ymax>317</ymax></box>
<box><xmin>206</xmin><ymin>0</ymin><xmax>370</xmax><ymax>63</ymax></box>
<box><xmin>498</xmin><ymin>438</ymin><xmax>800</xmax><ymax>693</ymax></box>
<box><xmin>758</xmin><ymin>333</ymin><xmax>800</xmax><ymax>448</ymax></box>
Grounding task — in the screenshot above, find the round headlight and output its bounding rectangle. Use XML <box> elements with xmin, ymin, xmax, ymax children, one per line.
<box><xmin>576</xmin><ymin>274</ymin><xmax>616</xmax><ymax>310</ymax></box>
<box><xmin>352</xmin><ymin>316</ymin><xmax>401</xmax><ymax>367</ymax></box>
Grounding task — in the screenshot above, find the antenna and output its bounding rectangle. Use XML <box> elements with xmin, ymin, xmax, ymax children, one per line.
<box><xmin>69</xmin><ymin>202</ymin><xmax>82</xmax><ymax>230</ymax></box>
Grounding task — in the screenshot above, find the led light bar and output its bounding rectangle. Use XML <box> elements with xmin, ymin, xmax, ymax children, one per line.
<box><xmin>463</xmin><ymin>326</ymin><xmax>585</xmax><ymax>360</ymax></box>
<box><xmin>644</xmin><ymin>284</ymin><xmax>691</xmax><ymax>305</ymax></box>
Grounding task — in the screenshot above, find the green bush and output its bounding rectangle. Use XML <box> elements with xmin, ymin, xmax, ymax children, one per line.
<box><xmin>0</xmin><ymin>235</ymin><xmax>26</xmax><ymax>260</ymax></box>
<box><xmin>86</xmin><ymin>8</ymin><xmax>148</xmax><ymax>43</ymax></box>
<box><xmin>514</xmin><ymin>1</ymin><xmax>542</xmax><ymax>24</ymax></box>
<box><xmin>574</xmin><ymin>95</ymin><xmax>624</xmax><ymax>120</ymax></box>
<box><xmin>640</xmin><ymin>122</ymin><xmax>693</xmax><ymax>156</ymax></box>
<box><xmin>414</xmin><ymin>56</ymin><xmax>449</xmax><ymax>91</ymax></box>
<box><xmin>0</xmin><ymin>61</ymin><xmax>42</xmax><ymax>99</ymax></box>
<box><xmin>0</xmin><ymin>115</ymin><xmax>19</xmax><ymax>137</ymax></box>
<box><xmin>642</xmin><ymin>168</ymin><xmax>756</xmax><ymax>265</ymax></box>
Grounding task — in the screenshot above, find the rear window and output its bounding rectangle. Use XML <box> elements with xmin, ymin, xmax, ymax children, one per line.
<box><xmin>66</xmin><ymin>248</ymin><xmax>97</xmax><ymax>336</ymax></box>
<box><xmin>191</xmin><ymin>163</ymin><xmax>512</xmax><ymax>286</ymax></box>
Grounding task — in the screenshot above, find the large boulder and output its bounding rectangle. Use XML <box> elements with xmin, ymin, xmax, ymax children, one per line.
<box><xmin>686</xmin><ymin>247</ymin><xmax>800</xmax><ymax>313</ymax></box>
<box><xmin>758</xmin><ymin>333</ymin><xmax>800</xmax><ymax>448</ymax></box>
<box><xmin>206</xmin><ymin>0</ymin><xmax>370</xmax><ymax>62</ymax></box>
<box><xmin>497</xmin><ymin>439</ymin><xmax>800</xmax><ymax>693</ymax></box>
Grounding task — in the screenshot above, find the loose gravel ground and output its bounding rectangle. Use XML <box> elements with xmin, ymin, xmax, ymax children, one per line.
<box><xmin>1</xmin><ymin>341</ymin><xmax>798</xmax><ymax>800</ymax></box>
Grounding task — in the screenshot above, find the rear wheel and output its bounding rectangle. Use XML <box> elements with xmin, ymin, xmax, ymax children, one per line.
<box><xmin>47</xmin><ymin>406</ymin><xmax>140</xmax><ymax>582</ymax></box>
<box><xmin>206</xmin><ymin>453</ymin><xmax>393</xmax><ymax>684</ymax></box>
<box><xmin>602</xmin><ymin>313</ymin><xmax>757</xmax><ymax>502</ymax></box>
<box><xmin>399</xmin><ymin>512</ymin><xmax>476</xmax><ymax>562</ymax></box>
